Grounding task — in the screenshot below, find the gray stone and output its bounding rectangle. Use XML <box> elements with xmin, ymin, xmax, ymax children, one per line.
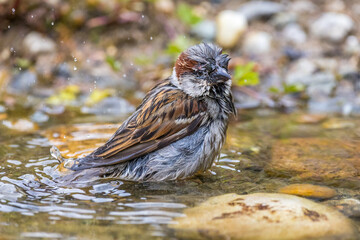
<box><xmin>286</xmin><ymin>59</ymin><xmax>336</xmax><ymax>96</ymax></box>
<box><xmin>344</xmin><ymin>35</ymin><xmax>360</xmax><ymax>55</ymax></box>
<box><xmin>81</xmin><ymin>96</ymin><xmax>135</xmax><ymax>116</ymax></box>
<box><xmin>237</xmin><ymin>1</ymin><xmax>284</xmax><ymax>21</ymax></box>
<box><xmin>23</xmin><ymin>32</ymin><xmax>56</xmax><ymax>55</ymax></box>
<box><xmin>311</xmin><ymin>13</ymin><xmax>354</xmax><ymax>43</ymax></box>
<box><xmin>243</xmin><ymin>31</ymin><xmax>272</xmax><ymax>55</ymax></box>
<box><xmin>326</xmin><ymin>198</ymin><xmax>360</xmax><ymax>218</ymax></box>
<box><xmin>271</xmin><ymin>12</ymin><xmax>298</xmax><ymax>29</ymax></box>
<box><xmin>306</xmin><ymin>72</ymin><xmax>336</xmax><ymax>96</ymax></box>
<box><xmin>282</xmin><ymin>24</ymin><xmax>307</xmax><ymax>44</ymax></box>
<box><xmin>290</xmin><ymin>0</ymin><xmax>318</xmax><ymax>14</ymax></box>
<box><xmin>8</xmin><ymin>70</ymin><xmax>37</xmax><ymax>94</ymax></box>
<box><xmin>191</xmin><ymin>20</ymin><xmax>216</xmax><ymax>40</ymax></box>
<box><xmin>30</xmin><ymin>111</ymin><xmax>49</xmax><ymax>123</ymax></box>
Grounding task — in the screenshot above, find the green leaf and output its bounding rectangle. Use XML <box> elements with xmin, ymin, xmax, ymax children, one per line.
<box><xmin>268</xmin><ymin>86</ymin><xmax>280</xmax><ymax>93</ymax></box>
<box><xmin>166</xmin><ymin>36</ymin><xmax>192</xmax><ymax>58</ymax></box>
<box><xmin>176</xmin><ymin>3</ymin><xmax>202</xmax><ymax>26</ymax></box>
<box><xmin>15</xmin><ymin>58</ymin><xmax>31</xmax><ymax>69</ymax></box>
<box><xmin>105</xmin><ymin>56</ymin><xmax>121</xmax><ymax>71</ymax></box>
<box><xmin>283</xmin><ymin>83</ymin><xmax>305</xmax><ymax>94</ymax></box>
<box><xmin>233</xmin><ymin>63</ymin><xmax>260</xmax><ymax>86</ymax></box>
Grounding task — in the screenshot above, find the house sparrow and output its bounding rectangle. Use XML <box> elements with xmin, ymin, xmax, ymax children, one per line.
<box><xmin>51</xmin><ymin>42</ymin><xmax>236</xmax><ymax>182</ymax></box>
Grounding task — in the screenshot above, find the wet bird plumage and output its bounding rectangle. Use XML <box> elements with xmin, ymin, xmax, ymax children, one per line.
<box><xmin>53</xmin><ymin>43</ymin><xmax>235</xmax><ymax>182</ymax></box>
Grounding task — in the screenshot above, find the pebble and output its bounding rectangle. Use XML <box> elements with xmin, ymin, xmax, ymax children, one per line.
<box><xmin>282</xmin><ymin>24</ymin><xmax>307</xmax><ymax>44</ymax></box>
<box><xmin>271</xmin><ymin>12</ymin><xmax>298</xmax><ymax>29</ymax></box>
<box><xmin>243</xmin><ymin>31</ymin><xmax>272</xmax><ymax>55</ymax></box>
<box><xmin>54</xmin><ymin>63</ymin><xmax>72</xmax><ymax>79</ymax></box>
<box><xmin>81</xmin><ymin>96</ymin><xmax>135</xmax><ymax>116</ymax></box>
<box><xmin>30</xmin><ymin>111</ymin><xmax>49</xmax><ymax>123</ymax></box>
<box><xmin>0</xmin><ymin>113</ymin><xmax>7</xmax><ymax>120</ymax></box>
<box><xmin>8</xmin><ymin>70</ymin><xmax>37</xmax><ymax>94</ymax></box>
<box><xmin>290</xmin><ymin>0</ymin><xmax>318</xmax><ymax>14</ymax></box>
<box><xmin>216</xmin><ymin>10</ymin><xmax>247</xmax><ymax>48</ymax></box>
<box><xmin>279</xmin><ymin>184</ymin><xmax>337</xmax><ymax>199</ymax></box>
<box><xmin>294</xmin><ymin>114</ymin><xmax>327</xmax><ymax>124</ymax></box>
<box><xmin>171</xmin><ymin>193</ymin><xmax>357</xmax><ymax>240</ymax></box>
<box><xmin>322</xmin><ymin>119</ymin><xmax>355</xmax><ymax>129</ymax></box>
<box><xmin>286</xmin><ymin>59</ymin><xmax>336</xmax><ymax>97</ymax></box>
<box><xmin>266</xmin><ymin>138</ymin><xmax>360</xmax><ymax>181</ymax></box>
<box><xmin>154</xmin><ymin>0</ymin><xmax>174</xmax><ymax>14</ymax></box>
<box><xmin>23</xmin><ymin>31</ymin><xmax>56</xmax><ymax>55</ymax></box>
<box><xmin>3</xmin><ymin>119</ymin><xmax>38</xmax><ymax>132</ymax></box>
<box><xmin>237</xmin><ymin>1</ymin><xmax>284</xmax><ymax>21</ymax></box>
<box><xmin>344</xmin><ymin>35</ymin><xmax>360</xmax><ymax>55</ymax></box>
<box><xmin>326</xmin><ymin>198</ymin><xmax>360</xmax><ymax>218</ymax></box>
<box><xmin>306</xmin><ymin>72</ymin><xmax>336</xmax><ymax>97</ymax></box>
<box><xmin>310</xmin><ymin>12</ymin><xmax>354</xmax><ymax>43</ymax></box>
<box><xmin>191</xmin><ymin>20</ymin><xmax>216</xmax><ymax>40</ymax></box>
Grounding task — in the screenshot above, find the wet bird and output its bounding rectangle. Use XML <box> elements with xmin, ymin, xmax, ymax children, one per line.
<box><xmin>51</xmin><ymin>42</ymin><xmax>236</xmax><ymax>182</ymax></box>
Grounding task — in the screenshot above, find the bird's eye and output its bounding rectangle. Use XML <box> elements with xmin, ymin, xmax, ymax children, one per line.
<box><xmin>205</xmin><ymin>64</ymin><xmax>215</xmax><ymax>73</ymax></box>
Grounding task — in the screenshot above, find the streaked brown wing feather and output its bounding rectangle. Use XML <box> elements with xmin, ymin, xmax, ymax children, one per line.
<box><xmin>70</xmin><ymin>85</ymin><xmax>207</xmax><ymax>170</ymax></box>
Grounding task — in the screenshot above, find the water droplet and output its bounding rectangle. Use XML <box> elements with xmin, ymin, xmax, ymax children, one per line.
<box><xmin>150</xmin><ymin>36</ymin><xmax>153</xmax><ymax>40</ymax></box>
<box><xmin>11</xmin><ymin>8</ymin><xmax>15</xmax><ymax>14</ymax></box>
<box><xmin>73</xmin><ymin>66</ymin><xmax>77</xmax><ymax>71</ymax></box>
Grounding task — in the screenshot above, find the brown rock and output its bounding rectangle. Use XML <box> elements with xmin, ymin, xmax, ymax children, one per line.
<box><xmin>322</xmin><ymin>119</ymin><xmax>355</xmax><ymax>129</ymax></box>
<box><xmin>279</xmin><ymin>184</ymin><xmax>336</xmax><ymax>199</ymax></box>
<box><xmin>294</xmin><ymin>114</ymin><xmax>327</xmax><ymax>124</ymax></box>
<box><xmin>171</xmin><ymin>193</ymin><xmax>357</xmax><ymax>240</ymax></box>
<box><xmin>266</xmin><ymin>138</ymin><xmax>360</xmax><ymax>181</ymax></box>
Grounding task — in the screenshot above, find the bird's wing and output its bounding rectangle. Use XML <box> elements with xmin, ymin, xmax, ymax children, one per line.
<box><xmin>69</xmin><ymin>86</ymin><xmax>208</xmax><ymax>171</ymax></box>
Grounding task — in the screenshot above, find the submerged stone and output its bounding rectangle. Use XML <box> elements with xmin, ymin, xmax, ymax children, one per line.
<box><xmin>171</xmin><ymin>193</ymin><xmax>357</xmax><ymax>240</ymax></box>
<box><xmin>294</xmin><ymin>114</ymin><xmax>327</xmax><ymax>124</ymax></box>
<box><xmin>266</xmin><ymin>138</ymin><xmax>360</xmax><ymax>181</ymax></box>
<box><xmin>44</xmin><ymin>123</ymin><xmax>118</xmax><ymax>158</ymax></box>
<box><xmin>322</xmin><ymin>119</ymin><xmax>355</xmax><ymax>129</ymax></box>
<box><xmin>3</xmin><ymin>119</ymin><xmax>38</xmax><ymax>132</ymax></box>
<box><xmin>279</xmin><ymin>184</ymin><xmax>337</xmax><ymax>199</ymax></box>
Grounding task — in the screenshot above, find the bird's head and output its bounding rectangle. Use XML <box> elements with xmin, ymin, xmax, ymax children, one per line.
<box><xmin>172</xmin><ymin>42</ymin><xmax>231</xmax><ymax>98</ymax></box>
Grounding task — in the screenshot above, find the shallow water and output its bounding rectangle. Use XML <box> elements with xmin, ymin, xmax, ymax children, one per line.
<box><xmin>0</xmin><ymin>109</ymin><xmax>359</xmax><ymax>239</ymax></box>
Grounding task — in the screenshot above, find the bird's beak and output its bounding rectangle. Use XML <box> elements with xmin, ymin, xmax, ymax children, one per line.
<box><xmin>213</xmin><ymin>67</ymin><xmax>231</xmax><ymax>82</ymax></box>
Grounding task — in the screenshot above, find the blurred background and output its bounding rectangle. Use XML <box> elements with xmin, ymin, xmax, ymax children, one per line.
<box><xmin>1</xmin><ymin>1</ymin><xmax>360</xmax><ymax>239</ymax></box>
<box><xmin>0</xmin><ymin>0</ymin><xmax>359</xmax><ymax>126</ymax></box>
